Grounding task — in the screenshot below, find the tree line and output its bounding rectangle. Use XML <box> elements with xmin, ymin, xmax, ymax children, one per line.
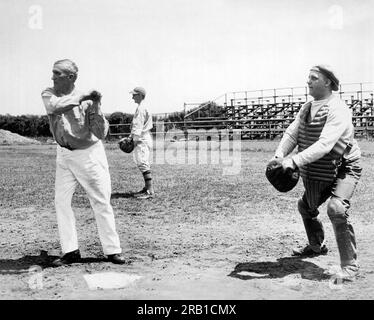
<box><xmin>0</xmin><ymin>102</ymin><xmax>222</xmax><ymax>139</ymax></box>
<box><xmin>0</xmin><ymin>111</ymin><xmax>187</xmax><ymax>139</ymax></box>
<box><xmin>0</xmin><ymin>113</ymin><xmax>134</xmax><ymax>138</ymax></box>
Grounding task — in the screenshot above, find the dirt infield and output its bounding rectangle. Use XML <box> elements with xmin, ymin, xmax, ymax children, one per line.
<box><xmin>1</xmin><ymin>141</ymin><xmax>374</xmax><ymax>300</ymax></box>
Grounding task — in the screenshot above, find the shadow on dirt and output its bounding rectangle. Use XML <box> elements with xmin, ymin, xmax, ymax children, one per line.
<box><xmin>0</xmin><ymin>250</ymin><xmax>107</xmax><ymax>275</ymax></box>
<box><xmin>229</xmin><ymin>256</ymin><xmax>326</xmax><ymax>281</ymax></box>
<box><xmin>111</xmin><ymin>192</ymin><xmax>135</xmax><ymax>199</ymax></box>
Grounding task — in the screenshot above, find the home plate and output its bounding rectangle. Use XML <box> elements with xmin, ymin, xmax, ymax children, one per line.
<box><xmin>236</xmin><ymin>271</ymin><xmax>268</xmax><ymax>278</ymax></box>
<box><xmin>83</xmin><ymin>272</ymin><xmax>142</xmax><ymax>290</ymax></box>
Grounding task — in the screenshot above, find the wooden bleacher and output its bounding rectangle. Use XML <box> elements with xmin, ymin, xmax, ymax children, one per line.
<box><xmin>183</xmin><ymin>83</ymin><xmax>373</xmax><ymax>139</ymax></box>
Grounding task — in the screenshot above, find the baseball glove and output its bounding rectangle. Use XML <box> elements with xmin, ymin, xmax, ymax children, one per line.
<box><xmin>265</xmin><ymin>158</ymin><xmax>300</xmax><ymax>193</ymax></box>
<box><xmin>119</xmin><ymin>137</ymin><xmax>135</xmax><ymax>153</ymax></box>
<box><xmin>79</xmin><ymin>90</ymin><xmax>102</xmax><ymax>104</ymax></box>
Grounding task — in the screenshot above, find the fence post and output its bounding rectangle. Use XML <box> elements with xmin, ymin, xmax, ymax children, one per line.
<box><xmin>183</xmin><ymin>103</ymin><xmax>186</xmax><ymax>131</ymax></box>
<box><xmin>366</xmin><ymin>118</ymin><xmax>369</xmax><ymax>139</ymax></box>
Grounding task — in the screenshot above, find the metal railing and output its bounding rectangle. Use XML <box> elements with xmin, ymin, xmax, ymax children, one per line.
<box><xmin>184</xmin><ymin>82</ymin><xmax>373</xmax><ymax>118</ymax></box>
<box><xmin>109</xmin><ymin>115</ymin><xmax>374</xmax><ymax>140</ymax></box>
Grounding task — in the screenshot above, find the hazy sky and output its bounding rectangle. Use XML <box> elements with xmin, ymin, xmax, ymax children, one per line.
<box><xmin>0</xmin><ymin>0</ymin><xmax>373</xmax><ymax>116</ymax></box>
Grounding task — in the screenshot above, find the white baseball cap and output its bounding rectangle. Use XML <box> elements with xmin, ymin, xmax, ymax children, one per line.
<box><xmin>129</xmin><ymin>87</ymin><xmax>146</xmax><ymax>97</ymax></box>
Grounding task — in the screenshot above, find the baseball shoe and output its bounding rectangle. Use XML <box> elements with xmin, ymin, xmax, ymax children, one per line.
<box><xmin>292</xmin><ymin>244</ymin><xmax>328</xmax><ymax>257</ymax></box>
<box><xmin>135</xmin><ymin>189</ymin><xmax>154</xmax><ymax>199</ymax></box>
<box><xmin>132</xmin><ymin>187</ymin><xmax>147</xmax><ymax>197</ymax></box>
<box><xmin>324</xmin><ymin>265</ymin><xmax>359</xmax><ymax>283</ymax></box>
<box><xmin>52</xmin><ymin>249</ymin><xmax>81</xmax><ymax>267</ymax></box>
<box><xmin>107</xmin><ymin>254</ymin><xmax>127</xmax><ymax>264</ymax></box>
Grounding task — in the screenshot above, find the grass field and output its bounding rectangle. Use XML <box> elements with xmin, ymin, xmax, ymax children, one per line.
<box><xmin>1</xmin><ymin>140</ymin><xmax>374</xmax><ymax>299</ymax></box>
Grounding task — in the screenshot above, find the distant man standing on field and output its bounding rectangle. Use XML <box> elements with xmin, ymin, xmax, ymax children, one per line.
<box><xmin>41</xmin><ymin>59</ymin><xmax>126</xmax><ymax>266</ymax></box>
<box><xmin>271</xmin><ymin>65</ymin><xmax>362</xmax><ymax>282</ymax></box>
<box><xmin>127</xmin><ymin>87</ymin><xmax>154</xmax><ymax>199</ymax></box>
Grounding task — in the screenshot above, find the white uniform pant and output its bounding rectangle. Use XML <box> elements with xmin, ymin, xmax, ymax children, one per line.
<box><xmin>55</xmin><ymin>141</ymin><xmax>121</xmax><ymax>255</ymax></box>
<box><xmin>133</xmin><ymin>134</ymin><xmax>152</xmax><ymax>173</ymax></box>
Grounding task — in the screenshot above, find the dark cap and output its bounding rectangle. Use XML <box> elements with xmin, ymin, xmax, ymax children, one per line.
<box><xmin>311</xmin><ymin>65</ymin><xmax>339</xmax><ymax>91</ymax></box>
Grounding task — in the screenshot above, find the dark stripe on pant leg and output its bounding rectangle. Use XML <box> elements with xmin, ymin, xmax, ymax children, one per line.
<box><xmin>143</xmin><ymin>171</ymin><xmax>152</xmax><ymax>182</ymax></box>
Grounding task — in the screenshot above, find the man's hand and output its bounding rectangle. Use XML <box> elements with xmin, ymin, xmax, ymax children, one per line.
<box><xmin>130</xmin><ymin>134</ymin><xmax>141</xmax><ymax>147</ymax></box>
<box><xmin>282</xmin><ymin>157</ymin><xmax>297</xmax><ymax>171</ymax></box>
<box><xmin>79</xmin><ymin>90</ymin><xmax>102</xmax><ymax>104</ymax></box>
<box><xmin>269</xmin><ymin>155</ymin><xmax>282</xmax><ymax>163</ymax></box>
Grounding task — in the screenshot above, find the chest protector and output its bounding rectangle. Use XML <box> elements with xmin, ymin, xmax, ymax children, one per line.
<box><xmin>297</xmin><ymin>102</ymin><xmax>349</xmax><ymax>182</ymax></box>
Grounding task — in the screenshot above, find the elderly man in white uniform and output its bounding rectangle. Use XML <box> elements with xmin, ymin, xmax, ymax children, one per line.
<box><xmin>41</xmin><ymin>59</ymin><xmax>126</xmax><ymax>266</ymax></box>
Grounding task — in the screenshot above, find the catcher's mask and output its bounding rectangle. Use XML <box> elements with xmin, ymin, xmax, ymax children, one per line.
<box><xmin>265</xmin><ymin>158</ymin><xmax>300</xmax><ymax>193</ymax></box>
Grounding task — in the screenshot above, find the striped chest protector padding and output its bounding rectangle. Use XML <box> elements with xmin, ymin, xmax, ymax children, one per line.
<box><xmin>297</xmin><ymin>102</ymin><xmax>349</xmax><ymax>182</ymax></box>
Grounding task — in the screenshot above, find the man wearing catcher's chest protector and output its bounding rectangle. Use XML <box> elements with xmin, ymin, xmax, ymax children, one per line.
<box><xmin>41</xmin><ymin>59</ymin><xmax>126</xmax><ymax>266</ymax></box>
<box><xmin>272</xmin><ymin>65</ymin><xmax>362</xmax><ymax>282</ymax></box>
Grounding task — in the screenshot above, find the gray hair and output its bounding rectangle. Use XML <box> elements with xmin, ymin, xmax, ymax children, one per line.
<box><xmin>53</xmin><ymin>59</ymin><xmax>79</xmax><ymax>75</ymax></box>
